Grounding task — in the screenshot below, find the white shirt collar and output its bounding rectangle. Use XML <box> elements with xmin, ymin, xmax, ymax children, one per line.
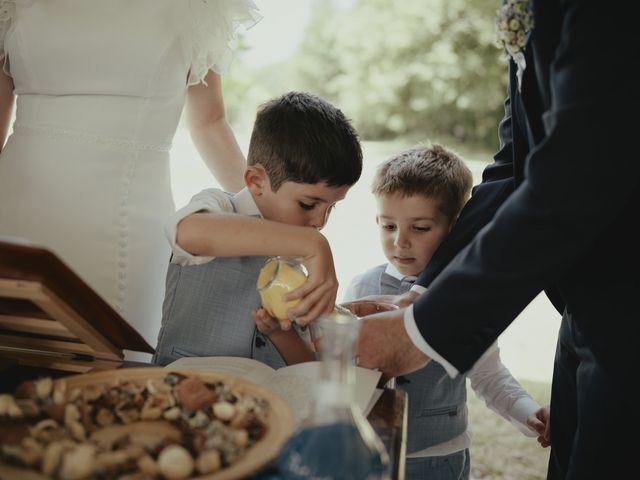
<box><xmin>232</xmin><ymin>188</ymin><xmax>263</xmax><ymax>218</ymax></box>
<box><xmin>384</xmin><ymin>263</ymin><xmax>418</xmax><ymax>283</ymax></box>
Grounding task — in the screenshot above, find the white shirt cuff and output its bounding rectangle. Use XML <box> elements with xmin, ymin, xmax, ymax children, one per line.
<box><xmin>508</xmin><ymin>397</ymin><xmax>540</xmax><ymax>437</ymax></box>
<box><xmin>410</xmin><ymin>284</ymin><xmax>427</xmax><ymax>295</ymax></box>
<box><xmin>403</xmin><ymin>305</ymin><xmax>460</xmax><ymax>378</ymax></box>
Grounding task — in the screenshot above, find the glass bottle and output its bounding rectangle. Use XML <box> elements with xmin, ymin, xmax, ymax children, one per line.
<box><xmin>257</xmin><ymin>256</ymin><xmax>342</xmax><ymax>322</ymax></box>
<box><xmin>257</xmin><ymin>256</ymin><xmax>308</xmax><ymax>321</ymax></box>
<box><xmin>275</xmin><ymin>309</ymin><xmax>391</xmax><ymax>480</ymax></box>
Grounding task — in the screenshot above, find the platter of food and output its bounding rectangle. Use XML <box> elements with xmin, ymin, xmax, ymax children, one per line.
<box><xmin>0</xmin><ymin>367</ymin><xmax>295</xmax><ymax>479</ymax></box>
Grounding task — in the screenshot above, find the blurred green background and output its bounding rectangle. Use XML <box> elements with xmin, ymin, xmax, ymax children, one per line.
<box><xmin>222</xmin><ymin>0</ymin><xmax>508</xmax><ymax>153</ymax></box>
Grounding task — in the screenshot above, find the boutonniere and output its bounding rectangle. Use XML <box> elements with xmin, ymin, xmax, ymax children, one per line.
<box><xmin>495</xmin><ymin>0</ymin><xmax>534</xmax><ymax>90</ymax></box>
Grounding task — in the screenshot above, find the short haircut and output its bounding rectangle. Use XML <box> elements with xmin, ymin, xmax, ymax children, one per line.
<box><xmin>372</xmin><ymin>144</ymin><xmax>473</xmax><ymax>221</ymax></box>
<box><xmin>247</xmin><ymin>92</ymin><xmax>362</xmax><ymax>191</ymax></box>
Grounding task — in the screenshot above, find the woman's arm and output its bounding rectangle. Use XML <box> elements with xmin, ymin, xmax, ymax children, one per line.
<box><xmin>0</xmin><ymin>68</ymin><xmax>15</xmax><ymax>152</ymax></box>
<box><xmin>185</xmin><ymin>70</ymin><xmax>246</xmax><ymax>192</ymax></box>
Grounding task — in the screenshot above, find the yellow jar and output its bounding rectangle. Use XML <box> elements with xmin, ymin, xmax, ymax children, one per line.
<box><xmin>257</xmin><ymin>256</ymin><xmax>308</xmax><ymax>321</ymax></box>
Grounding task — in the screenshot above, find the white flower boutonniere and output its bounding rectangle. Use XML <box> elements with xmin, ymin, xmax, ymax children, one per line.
<box><xmin>495</xmin><ymin>0</ymin><xmax>534</xmax><ymax>89</ymax></box>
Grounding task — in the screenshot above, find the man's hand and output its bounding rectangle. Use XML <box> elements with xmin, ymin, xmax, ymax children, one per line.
<box><xmin>356</xmin><ymin>307</ymin><xmax>430</xmax><ymax>382</ymax></box>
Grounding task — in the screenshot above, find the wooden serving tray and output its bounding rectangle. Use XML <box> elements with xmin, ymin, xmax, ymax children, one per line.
<box><xmin>0</xmin><ymin>367</ymin><xmax>295</xmax><ymax>480</ymax></box>
<box><xmin>0</xmin><ymin>239</ymin><xmax>153</xmax><ymax>372</ymax></box>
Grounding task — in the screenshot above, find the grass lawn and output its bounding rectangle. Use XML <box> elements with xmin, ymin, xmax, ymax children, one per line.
<box><xmin>467</xmin><ymin>379</ymin><xmax>551</xmax><ymax>479</ymax></box>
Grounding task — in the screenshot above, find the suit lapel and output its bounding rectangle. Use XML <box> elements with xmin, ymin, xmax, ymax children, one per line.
<box><xmin>518</xmin><ymin>0</ymin><xmax>561</xmax><ymax>146</ymax></box>
<box><xmin>530</xmin><ymin>0</ymin><xmax>562</xmax><ymax>108</ymax></box>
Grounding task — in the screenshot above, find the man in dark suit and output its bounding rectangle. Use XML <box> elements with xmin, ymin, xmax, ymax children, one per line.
<box><xmin>356</xmin><ymin>1</ymin><xmax>639</xmax><ymax>478</ymax></box>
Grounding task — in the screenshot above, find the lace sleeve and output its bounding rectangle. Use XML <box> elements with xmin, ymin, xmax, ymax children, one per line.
<box><xmin>186</xmin><ymin>0</ymin><xmax>261</xmax><ymax>86</ymax></box>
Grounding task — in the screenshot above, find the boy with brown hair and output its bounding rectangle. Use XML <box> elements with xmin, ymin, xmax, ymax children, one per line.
<box><xmin>343</xmin><ymin>144</ymin><xmax>547</xmax><ymax>480</ymax></box>
<box><xmin>153</xmin><ymin>91</ymin><xmax>362</xmax><ymax>367</ymax></box>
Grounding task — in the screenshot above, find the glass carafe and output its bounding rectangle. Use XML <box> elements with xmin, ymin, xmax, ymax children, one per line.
<box><xmin>276</xmin><ymin>309</ymin><xmax>391</xmax><ymax>480</ymax></box>
<box><xmin>257</xmin><ymin>256</ymin><xmax>343</xmax><ymax>323</ymax></box>
<box><xmin>257</xmin><ymin>256</ymin><xmax>308</xmax><ymax>321</ymax></box>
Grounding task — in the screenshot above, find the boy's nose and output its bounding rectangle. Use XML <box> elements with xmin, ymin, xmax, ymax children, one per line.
<box><xmin>309</xmin><ymin>208</ymin><xmax>330</xmax><ymax>230</ymax></box>
<box><xmin>310</xmin><ymin>218</ymin><xmax>326</xmax><ymax>230</ymax></box>
<box><xmin>394</xmin><ymin>231</ymin><xmax>410</xmax><ymax>248</ymax></box>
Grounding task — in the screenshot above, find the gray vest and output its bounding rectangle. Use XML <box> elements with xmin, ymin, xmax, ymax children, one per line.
<box><xmin>153</xmin><ymin>194</ymin><xmax>286</xmax><ymax>369</ymax></box>
<box><xmin>351</xmin><ymin>264</ymin><xmax>468</xmax><ymax>453</ymax></box>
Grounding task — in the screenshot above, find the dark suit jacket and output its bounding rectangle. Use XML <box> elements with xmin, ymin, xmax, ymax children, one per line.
<box><xmin>413</xmin><ymin>0</ymin><xmax>640</xmax><ymax>376</ymax></box>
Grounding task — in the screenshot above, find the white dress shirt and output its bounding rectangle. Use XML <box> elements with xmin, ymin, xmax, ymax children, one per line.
<box><xmin>166</xmin><ymin>187</ymin><xmax>261</xmax><ymax>266</ymax></box>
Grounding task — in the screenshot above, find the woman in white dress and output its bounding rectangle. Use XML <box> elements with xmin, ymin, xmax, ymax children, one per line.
<box><xmin>0</xmin><ymin>0</ymin><xmax>260</xmax><ymax>360</ymax></box>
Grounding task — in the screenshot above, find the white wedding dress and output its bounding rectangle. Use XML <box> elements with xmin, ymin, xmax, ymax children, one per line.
<box><xmin>0</xmin><ymin>0</ymin><xmax>259</xmax><ymax>359</ymax></box>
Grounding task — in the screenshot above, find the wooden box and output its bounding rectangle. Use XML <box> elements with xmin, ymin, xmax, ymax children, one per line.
<box><xmin>0</xmin><ymin>238</ymin><xmax>153</xmax><ymax>373</ymax></box>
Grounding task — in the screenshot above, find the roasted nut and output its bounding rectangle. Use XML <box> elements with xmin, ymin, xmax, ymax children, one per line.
<box><xmin>94</xmin><ymin>446</ymin><xmax>145</xmax><ymax>473</ymax></box>
<box><xmin>233</xmin><ymin>429</ymin><xmax>249</xmax><ymax>448</ymax></box>
<box><xmin>230</xmin><ymin>404</ymin><xmax>259</xmax><ymax>429</ymax></box>
<box><xmin>41</xmin><ymin>441</ymin><xmax>65</xmax><ymax>476</ymax></box>
<box><xmin>157</xmin><ymin>444</ymin><xmax>194</xmax><ymax>479</ymax></box>
<box><xmin>137</xmin><ymin>454</ymin><xmax>159</xmax><ymax>476</ymax></box>
<box><xmin>140</xmin><ymin>393</ymin><xmax>172</xmax><ymax>420</ymax></box>
<box><xmin>67</xmin><ymin>388</ymin><xmax>81</xmax><ymax>403</ymax></box>
<box><xmin>64</xmin><ymin>404</ymin><xmax>80</xmax><ymax>426</ymax></box>
<box><xmin>35</xmin><ymin>377</ymin><xmax>53</xmax><ymax>400</ymax></box>
<box><xmin>0</xmin><ymin>394</ymin><xmax>23</xmax><ymax>418</ymax></box>
<box><xmin>52</xmin><ymin>381</ymin><xmax>67</xmax><ymax>405</ymax></box>
<box><xmin>15</xmin><ymin>398</ymin><xmax>39</xmax><ymax>417</ymax></box>
<box><xmin>31</xmin><ymin>419</ymin><xmax>60</xmax><ymax>441</ymax></box>
<box><xmin>115</xmin><ymin>402</ymin><xmax>140</xmax><ymax>424</ymax></box>
<box><xmin>192</xmin><ymin>431</ymin><xmax>206</xmax><ymax>452</ymax></box>
<box><xmin>212</xmin><ymin>401</ymin><xmax>235</xmax><ymax>421</ymax></box>
<box><xmin>187</xmin><ymin>410</ymin><xmax>209</xmax><ymax>429</ymax></box>
<box><xmin>175</xmin><ymin>377</ymin><xmax>217</xmax><ymax>411</ymax></box>
<box><xmin>95</xmin><ymin>408</ymin><xmax>115</xmax><ymax>427</ymax></box>
<box><xmin>163</xmin><ymin>406</ymin><xmax>181</xmax><ymax>421</ymax></box>
<box><xmin>14</xmin><ymin>380</ymin><xmax>37</xmax><ymax>399</ymax></box>
<box><xmin>196</xmin><ymin>449</ymin><xmax>222</xmax><ymax>475</ymax></box>
<box><xmin>59</xmin><ymin>443</ymin><xmax>96</xmax><ymax>480</ymax></box>
<box><xmin>20</xmin><ymin>437</ymin><xmax>44</xmax><ymax>466</ymax></box>
<box><xmin>43</xmin><ymin>402</ymin><xmax>67</xmax><ymax>424</ymax></box>
<box><xmin>146</xmin><ymin>378</ymin><xmax>172</xmax><ymax>395</ymax></box>
<box><xmin>80</xmin><ymin>384</ymin><xmax>104</xmax><ymax>403</ymax></box>
<box><xmin>68</xmin><ymin>421</ymin><xmax>86</xmax><ymax>442</ymax></box>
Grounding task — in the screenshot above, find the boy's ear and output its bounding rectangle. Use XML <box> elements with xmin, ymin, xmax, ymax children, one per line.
<box><xmin>375</xmin><ymin>215</ymin><xmax>380</xmax><ymax>225</ymax></box>
<box><xmin>245</xmin><ymin>165</ymin><xmax>269</xmax><ymax>196</ymax></box>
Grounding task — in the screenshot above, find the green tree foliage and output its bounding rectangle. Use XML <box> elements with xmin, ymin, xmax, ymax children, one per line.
<box><xmin>291</xmin><ymin>0</ymin><xmax>508</xmax><ymax>147</ymax></box>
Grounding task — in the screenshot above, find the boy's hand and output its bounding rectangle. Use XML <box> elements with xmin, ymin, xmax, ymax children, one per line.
<box><xmin>527</xmin><ymin>404</ymin><xmax>551</xmax><ymax>448</ymax></box>
<box><xmin>283</xmin><ymin>236</ymin><xmax>337</xmax><ymax>327</ymax></box>
<box><xmin>251</xmin><ymin>308</ymin><xmax>284</xmax><ymax>336</ymax></box>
